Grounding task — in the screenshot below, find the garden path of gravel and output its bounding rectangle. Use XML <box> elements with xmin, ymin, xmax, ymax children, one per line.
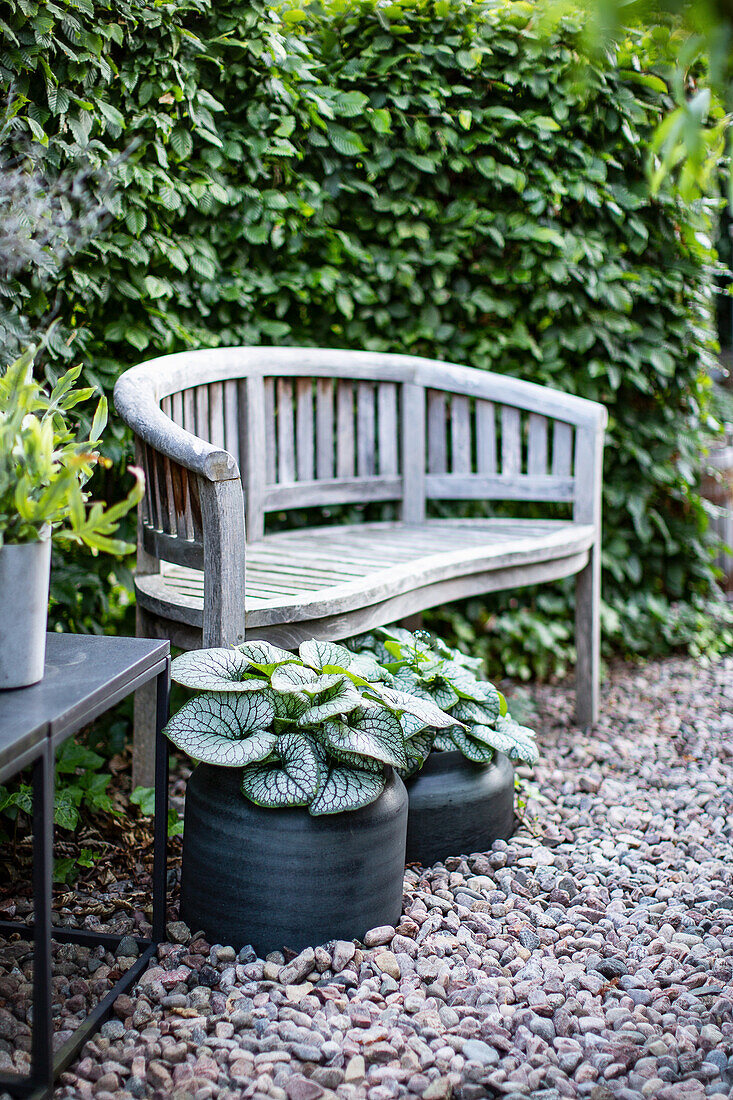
<box><xmin>10</xmin><ymin>654</ymin><xmax>733</xmax><ymax>1100</ymax></box>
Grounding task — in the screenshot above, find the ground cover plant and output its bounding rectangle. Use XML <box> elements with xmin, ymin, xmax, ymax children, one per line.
<box><xmin>1</xmin><ymin>0</ymin><xmax>730</xmax><ymax>671</ymax></box>
<box><xmin>348</xmin><ymin>627</ymin><xmax>538</xmax><ymax>775</ymax></box>
<box><xmin>164</xmin><ymin>639</ymin><xmax>458</xmax><ymax>814</ymax></box>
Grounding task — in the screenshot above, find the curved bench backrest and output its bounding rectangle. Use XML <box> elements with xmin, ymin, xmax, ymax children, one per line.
<box><xmin>115</xmin><ymin>347</ymin><xmax>605</xmax><ymax>556</ymax></box>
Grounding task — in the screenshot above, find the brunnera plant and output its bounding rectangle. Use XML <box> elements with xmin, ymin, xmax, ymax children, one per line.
<box><xmin>347</xmin><ymin>627</ymin><xmax>539</xmax><ymax>775</ymax></box>
<box><xmin>164</xmin><ymin>639</ymin><xmax>459</xmax><ymax>815</ymax></box>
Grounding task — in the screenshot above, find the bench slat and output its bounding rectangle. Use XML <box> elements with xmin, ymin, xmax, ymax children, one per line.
<box><xmin>476</xmin><ymin>400</ymin><xmax>496</xmax><ymax>474</ymax></box>
<box><xmin>316</xmin><ymin>378</ymin><xmax>334</xmax><ymax>480</ymax></box>
<box><xmin>528</xmin><ymin>413</ymin><xmax>548</xmax><ymax>476</ymax></box>
<box><xmin>337</xmin><ymin>381</ymin><xmax>355</xmax><ymax>478</ymax></box>
<box><xmin>501</xmin><ymin>406</ymin><xmax>521</xmax><ymax>476</ymax></box>
<box><xmin>277</xmin><ymin>378</ymin><xmax>296</xmax><ymax>484</ymax></box>
<box><xmin>377</xmin><ymin>383</ymin><xmax>399</xmax><ymax>477</ymax></box>
<box><xmin>427</xmin><ymin>390</ymin><xmax>447</xmax><ymax>474</ymax></box>
<box><xmin>296</xmin><ymin>379</ymin><xmax>315</xmax><ymax>482</ymax></box>
<box><xmin>451</xmin><ymin>395</ymin><xmax>471</xmax><ymax>474</ymax></box>
<box><xmin>357</xmin><ymin>382</ymin><xmax>376</xmax><ymax>477</ymax></box>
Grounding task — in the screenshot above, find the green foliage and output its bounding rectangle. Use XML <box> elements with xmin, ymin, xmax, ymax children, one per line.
<box><xmin>164</xmin><ymin>638</ymin><xmax>457</xmax><ymax>814</ymax></box>
<box><xmin>348</xmin><ymin>627</ymin><xmax>539</xmax><ymax>774</ymax></box>
<box><xmin>0</xmin><ymin>739</ymin><xmax>116</xmax><ymax>882</ymax></box>
<box><xmin>130</xmin><ymin>784</ymin><xmax>184</xmax><ymax>837</ymax></box>
<box><xmin>1</xmin><ymin>0</ymin><xmax>727</xmax><ymax>669</ymax></box>
<box><xmin>0</xmin><ymin>346</ymin><xmax>143</xmax><ymax>549</ymax></box>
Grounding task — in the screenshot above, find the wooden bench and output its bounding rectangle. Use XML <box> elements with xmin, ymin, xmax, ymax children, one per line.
<box><xmin>114</xmin><ymin>347</ymin><xmax>607</xmax><ymax>785</ymax></box>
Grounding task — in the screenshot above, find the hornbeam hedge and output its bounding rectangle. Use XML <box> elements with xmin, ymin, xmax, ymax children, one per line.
<box><xmin>1</xmin><ymin>0</ymin><xmax>729</xmax><ymax>668</ymax></box>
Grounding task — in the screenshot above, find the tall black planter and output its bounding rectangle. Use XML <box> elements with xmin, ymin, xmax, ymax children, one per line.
<box><xmin>406</xmin><ymin>750</ymin><xmax>515</xmax><ymax>867</ymax></box>
<box><xmin>180</xmin><ymin>764</ymin><xmax>408</xmax><ymax>955</ymax></box>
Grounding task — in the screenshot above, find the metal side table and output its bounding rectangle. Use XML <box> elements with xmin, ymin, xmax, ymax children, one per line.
<box><xmin>0</xmin><ymin>634</ymin><xmax>170</xmax><ymax>1100</ymax></box>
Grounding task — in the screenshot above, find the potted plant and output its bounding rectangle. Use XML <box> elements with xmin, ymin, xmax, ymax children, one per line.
<box><xmin>0</xmin><ymin>347</ymin><xmax>143</xmax><ymax>688</ymax></box>
<box><xmin>347</xmin><ymin>627</ymin><xmax>539</xmax><ymax>866</ymax></box>
<box><xmin>163</xmin><ymin>638</ymin><xmax>457</xmax><ymax>954</ymax></box>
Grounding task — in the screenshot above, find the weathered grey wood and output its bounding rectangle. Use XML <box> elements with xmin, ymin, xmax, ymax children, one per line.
<box><xmin>377</xmin><ymin>383</ymin><xmax>399</xmax><ymax>477</ymax></box>
<box><xmin>552</xmin><ymin>421</ymin><xmax>573</xmax><ymax>477</ymax></box>
<box><xmin>264</xmin><ymin>378</ymin><xmax>276</xmax><ymax>486</ymax></box>
<box><xmin>135</xmin><ymin>518</ymin><xmax>594</xmax><ymax>629</ymax></box>
<box><xmin>573</xmin><ymin>421</ymin><xmax>604</xmax><ymax>728</ymax></box>
<box><xmin>265</xmin><ymin>477</ymin><xmax>402</xmax><ymax>510</ymax></box>
<box><xmin>114</xmin><ymin>345</ymin><xmax>608</xmax><ymax>773</ymax></box>
<box><xmin>296</xmin><ymin>379</ymin><xmax>315</xmax><ymax>482</ymax></box>
<box><xmin>276</xmin><ymin>378</ymin><xmax>296</xmax><ymax>484</ymax></box>
<box><xmin>476</xmin><ymin>400</ymin><xmax>496</xmax><ymax>474</ymax></box>
<box><xmin>337</xmin><ymin>381</ymin><xmax>355</xmax><ymax>478</ymax></box>
<box><xmin>501</xmin><ymin>406</ymin><xmax>521</xmax><ymax>476</ymax></box>
<box><xmin>528</xmin><ymin>413</ymin><xmax>548</xmax><ymax>477</ymax></box>
<box><xmin>209</xmin><ymin>382</ymin><xmax>225</xmax><ymax>451</ymax></box>
<box><xmin>116</xmin><ymin>347</ymin><xmax>604</xmax><ymax>428</ymax></box>
<box><xmin>200</xmin><ymin>477</ymin><xmax>246</xmax><ymax>648</ymax></box>
<box><xmin>426</xmin><ymin>473</ymin><xmax>574</xmax><ymax>502</ymax></box>
<box><xmin>450</xmin><ymin>395</ymin><xmax>471</xmax><ymax>474</ymax></box>
<box><xmin>316</xmin><ymin>378</ymin><xmax>334</xmax><ymax>479</ymax></box>
<box><xmin>402</xmin><ymin>383</ymin><xmax>426</xmax><ymax>523</ymax></box>
<box><xmin>244</xmin><ymin>376</ymin><xmax>266</xmax><ymax>541</ymax></box>
<box><xmin>223</xmin><ymin>379</ymin><xmax>240</xmax><ymax>467</ymax></box>
<box><xmin>195</xmin><ymin>385</ymin><xmax>210</xmax><ymax>444</ymax></box>
<box><xmin>427</xmin><ymin>390</ymin><xmax>447</xmax><ymax>475</ymax></box>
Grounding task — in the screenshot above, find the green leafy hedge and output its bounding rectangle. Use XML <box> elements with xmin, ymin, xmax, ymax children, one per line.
<box><xmin>1</xmin><ymin>0</ymin><xmax>728</xmax><ymax>665</ymax></box>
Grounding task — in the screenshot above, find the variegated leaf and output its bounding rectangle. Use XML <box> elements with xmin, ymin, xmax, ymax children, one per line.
<box><xmin>299</xmin><ymin>639</ymin><xmax>354</xmax><ymax>669</ymax></box>
<box><xmin>323</xmin><ymin>709</ymin><xmax>408</xmax><ymax>769</ymax></box>
<box><xmin>275</xmin><ymin>731</ymin><xmax>322</xmax><ymax>801</ymax></box>
<box><xmin>271</xmin><ymin>663</ymin><xmax>320</xmax><ymax>693</ymax></box>
<box><xmin>236</xmin><ymin>640</ymin><xmax>302</xmax><ymax>672</ymax></box>
<box><xmin>373</xmin><ymin>686</ymin><xmax>460</xmax><ymax>730</ymax></box>
<box><xmin>298</xmin><ymin>677</ymin><xmax>364</xmax><ymax>724</ymax></box>
<box><xmin>426</xmin><ymin>678</ymin><xmax>459</xmax><ymax>711</ymax></box>
<box><xmin>398</xmin><ymin>729</ymin><xmax>435</xmax><ymax>779</ymax></box>
<box><xmin>449</xmin><ymin>725</ymin><xmax>496</xmax><ymax>764</ymax></box>
<box><xmin>309</xmin><ymin>765</ymin><xmax>386</xmax><ymax>816</ymax></box>
<box><xmin>164</xmin><ymin>693</ymin><xmax>276</xmax><ymax>766</ymax></box>
<box><xmin>452</xmin><ymin>700</ymin><xmax>498</xmax><ymax>727</ymax></box>
<box><xmin>326</xmin><ymin>746</ymin><xmax>385</xmax><ymax>773</ymax></box>
<box><xmin>272</xmin><ymin>690</ymin><xmax>309</xmax><ymax>721</ymax></box>
<box><xmin>488</xmin><ymin>717</ymin><xmax>539</xmax><ymax>764</ymax></box>
<box><xmin>400</xmin><ymin>711</ymin><xmax>429</xmax><ymax>739</ymax></box>
<box><xmin>344</xmin><ymin>651</ymin><xmax>393</xmax><ymax>684</ymax></box>
<box><xmin>434</xmin><ymin>732</ymin><xmax>457</xmax><ymax>752</ymax></box>
<box><xmin>171</xmin><ymin>648</ymin><xmax>268</xmax><ymax>693</ymax></box>
<box><xmin>241</xmin><ymin>762</ymin><xmax>313</xmax><ymax>808</ymax></box>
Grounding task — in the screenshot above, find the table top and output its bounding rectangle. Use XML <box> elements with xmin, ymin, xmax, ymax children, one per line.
<box><xmin>0</xmin><ymin>634</ymin><xmax>169</xmax><ymax>780</ymax></box>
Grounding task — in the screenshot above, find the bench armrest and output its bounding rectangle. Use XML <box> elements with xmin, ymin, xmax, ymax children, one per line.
<box><xmin>114</xmin><ymin>368</ymin><xmax>239</xmax><ymax>483</ymax></box>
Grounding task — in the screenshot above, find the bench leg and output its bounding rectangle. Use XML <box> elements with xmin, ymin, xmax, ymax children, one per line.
<box><xmin>575</xmin><ymin>548</ymin><xmax>600</xmax><ymax>728</ymax></box>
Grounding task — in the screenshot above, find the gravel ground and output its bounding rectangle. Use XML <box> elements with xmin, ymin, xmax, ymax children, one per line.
<box><xmin>3</xmin><ymin>653</ymin><xmax>733</xmax><ymax>1100</ymax></box>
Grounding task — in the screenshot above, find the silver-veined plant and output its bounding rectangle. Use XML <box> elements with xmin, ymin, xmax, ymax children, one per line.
<box><xmin>346</xmin><ymin>627</ymin><xmax>539</xmax><ymax>776</ymax></box>
<box><xmin>163</xmin><ymin>638</ymin><xmax>460</xmax><ymax>816</ymax></box>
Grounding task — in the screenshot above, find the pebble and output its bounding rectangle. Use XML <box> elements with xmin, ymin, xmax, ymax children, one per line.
<box><xmin>4</xmin><ymin>654</ymin><xmax>728</xmax><ymax>1100</ymax></box>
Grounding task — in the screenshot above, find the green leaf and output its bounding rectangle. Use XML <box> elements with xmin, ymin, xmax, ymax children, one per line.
<box><xmin>297</xmin><ymin>676</ymin><xmax>364</xmax><ymax>724</ymax></box>
<box><xmin>327</xmin><ymin>124</ymin><xmax>366</xmax><ymax>156</ymax></box>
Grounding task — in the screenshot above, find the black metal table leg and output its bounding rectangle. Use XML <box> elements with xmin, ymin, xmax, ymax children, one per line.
<box><xmin>151</xmin><ymin>660</ymin><xmax>170</xmax><ymax>944</ymax></box>
<box><xmin>30</xmin><ymin>743</ymin><xmax>53</xmax><ymax>1097</ymax></box>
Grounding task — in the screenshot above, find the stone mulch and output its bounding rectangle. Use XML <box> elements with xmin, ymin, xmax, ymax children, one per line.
<box><xmin>2</xmin><ymin>653</ymin><xmax>733</xmax><ymax>1100</ymax></box>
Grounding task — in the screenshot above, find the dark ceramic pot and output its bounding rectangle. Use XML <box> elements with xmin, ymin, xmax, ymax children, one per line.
<box><xmin>180</xmin><ymin>764</ymin><xmax>408</xmax><ymax>955</ymax></box>
<box><xmin>405</xmin><ymin>750</ymin><xmax>515</xmax><ymax>866</ymax></box>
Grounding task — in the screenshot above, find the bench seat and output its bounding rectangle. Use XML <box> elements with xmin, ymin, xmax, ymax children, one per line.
<box><xmin>136</xmin><ymin>518</ymin><xmax>594</xmax><ymax>647</ymax></box>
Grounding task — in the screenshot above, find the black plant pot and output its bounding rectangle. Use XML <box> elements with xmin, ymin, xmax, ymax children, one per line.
<box><xmin>180</xmin><ymin>764</ymin><xmax>408</xmax><ymax>955</ymax></box>
<box><xmin>405</xmin><ymin>750</ymin><xmax>515</xmax><ymax>867</ymax></box>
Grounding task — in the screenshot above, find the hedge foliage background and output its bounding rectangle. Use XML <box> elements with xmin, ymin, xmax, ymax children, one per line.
<box><xmin>1</xmin><ymin>0</ymin><xmax>730</xmax><ymax>675</ymax></box>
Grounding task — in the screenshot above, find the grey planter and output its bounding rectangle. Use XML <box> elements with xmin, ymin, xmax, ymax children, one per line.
<box><xmin>406</xmin><ymin>750</ymin><xmax>515</xmax><ymax>866</ymax></box>
<box><xmin>0</xmin><ymin>535</ymin><xmax>51</xmax><ymax>689</ymax></box>
<box><xmin>180</xmin><ymin>764</ymin><xmax>408</xmax><ymax>955</ymax></box>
